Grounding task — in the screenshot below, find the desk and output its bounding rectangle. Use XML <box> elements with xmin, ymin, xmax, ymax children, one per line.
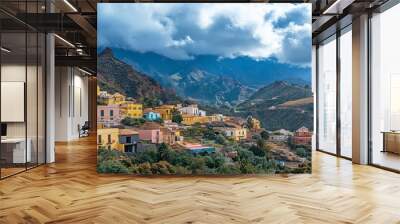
<box><xmin>382</xmin><ymin>131</ymin><xmax>400</xmax><ymax>154</ymax></box>
<box><xmin>1</xmin><ymin>138</ymin><xmax>31</xmax><ymax>164</ymax></box>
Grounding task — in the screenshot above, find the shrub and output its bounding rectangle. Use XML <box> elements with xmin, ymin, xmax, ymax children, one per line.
<box><xmin>215</xmin><ymin>134</ymin><xmax>226</xmax><ymax>145</ymax></box>
<box><xmin>260</xmin><ymin>130</ymin><xmax>269</xmax><ymax>140</ymax></box>
<box><xmin>295</xmin><ymin>148</ymin><xmax>307</xmax><ymax>158</ymax></box>
<box><xmin>97</xmin><ymin>160</ymin><xmax>129</xmax><ymax>173</ymax></box>
<box><xmin>138</xmin><ymin>162</ymin><xmax>152</xmax><ymax>175</ymax></box>
<box><xmin>121</xmin><ymin>117</ymin><xmax>146</xmax><ymax>127</ymax></box>
<box><xmin>151</xmin><ymin>161</ymin><xmax>175</xmax><ymax>174</ymax></box>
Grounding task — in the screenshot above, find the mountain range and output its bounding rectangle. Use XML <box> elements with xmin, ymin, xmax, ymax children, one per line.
<box><xmin>104</xmin><ymin>48</ymin><xmax>311</xmax><ymax>87</ymax></box>
<box><xmin>97</xmin><ymin>48</ymin><xmax>181</xmax><ymax>106</ymax></box>
<box><xmin>98</xmin><ymin>48</ymin><xmax>313</xmax><ymax>131</ymax></box>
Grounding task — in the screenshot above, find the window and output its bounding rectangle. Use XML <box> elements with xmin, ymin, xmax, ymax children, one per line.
<box><xmin>1</xmin><ymin>3</ymin><xmax>46</xmax><ymax>179</ymax></box>
<box><xmin>317</xmin><ymin>35</ymin><xmax>337</xmax><ymax>154</ymax></box>
<box><xmin>370</xmin><ymin>4</ymin><xmax>400</xmax><ymax>171</ymax></box>
<box><xmin>108</xmin><ymin>134</ymin><xmax>112</xmax><ymax>144</ymax></box>
<box><xmin>110</xmin><ymin>110</ymin><xmax>114</xmax><ymax>117</ymax></box>
<box><xmin>98</xmin><ymin>135</ymin><xmax>102</xmax><ymax>144</ymax></box>
<box><xmin>339</xmin><ymin>27</ymin><xmax>352</xmax><ymax>158</ymax></box>
<box><xmin>100</xmin><ymin>110</ymin><xmax>104</xmax><ymax>117</ymax></box>
<box><xmin>126</xmin><ymin>136</ymin><xmax>131</xmax><ymax>143</ymax></box>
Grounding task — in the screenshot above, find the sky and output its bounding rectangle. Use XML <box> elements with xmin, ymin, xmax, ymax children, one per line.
<box><xmin>98</xmin><ymin>3</ymin><xmax>311</xmax><ymax>67</ymax></box>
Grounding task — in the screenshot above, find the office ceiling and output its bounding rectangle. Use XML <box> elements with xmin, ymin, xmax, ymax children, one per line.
<box><xmin>0</xmin><ymin>0</ymin><xmax>393</xmax><ymax>74</ymax></box>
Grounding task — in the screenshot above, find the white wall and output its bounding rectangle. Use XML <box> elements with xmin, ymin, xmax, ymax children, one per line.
<box><xmin>55</xmin><ymin>67</ymin><xmax>89</xmax><ymax>141</ymax></box>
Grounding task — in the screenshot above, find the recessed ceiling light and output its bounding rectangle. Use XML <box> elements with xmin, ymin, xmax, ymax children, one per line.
<box><xmin>1</xmin><ymin>47</ymin><xmax>11</xmax><ymax>53</ymax></box>
<box><xmin>78</xmin><ymin>67</ymin><xmax>93</xmax><ymax>76</ymax></box>
<box><xmin>63</xmin><ymin>0</ymin><xmax>78</xmax><ymax>12</ymax></box>
<box><xmin>54</xmin><ymin>34</ymin><xmax>75</xmax><ymax>48</ymax></box>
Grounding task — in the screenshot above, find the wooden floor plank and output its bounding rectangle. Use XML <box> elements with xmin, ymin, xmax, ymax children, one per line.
<box><xmin>0</xmin><ymin>136</ymin><xmax>400</xmax><ymax>223</ymax></box>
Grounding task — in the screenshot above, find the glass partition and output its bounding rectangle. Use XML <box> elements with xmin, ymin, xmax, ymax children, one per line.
<box><xmin>370</xmin><ymin>4</ymin><xmax>400</xmax><ymax>171</ymax></box>
<box><xmin>0</xmin><ymin>2</ymin><xmax>46</xmax><ymax>179</ymax></box>
<box><xmin>317</xmin><ymin>35</ymin><xmax>337</xmax><ymax>154</ymax></box>
<box><xmin>339</xmin><ymin>27</ymin><xmax>352</xmax><ymax>158</ymax></box>
<box><xmin>1</xmin><ymin>31</ymin><xmax>28</xmax><ymax>177</ymax></box>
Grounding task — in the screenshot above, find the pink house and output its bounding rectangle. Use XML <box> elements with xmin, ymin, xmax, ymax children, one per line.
<box><xmin>98</xmin><ymin>105</ymin><xmax>122</xmax><ymax>127</ymax></box>
<box><xmin>137</xmin><ymin>122</ymin><xmax>162</xmax><ymax>144</ymax></box>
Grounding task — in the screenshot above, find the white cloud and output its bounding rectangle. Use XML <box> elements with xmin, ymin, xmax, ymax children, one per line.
<box><xmin>98</xmin><ymin>3</ymin><xmax>311</xmax><ymax>66</ymax></box>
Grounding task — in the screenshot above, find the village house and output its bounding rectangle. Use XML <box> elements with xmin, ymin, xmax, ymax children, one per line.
<box><xmin>108</xmin><ymin>92</ymin><xmax>126</xmax><ymax>105</ymax></box>
<box><xmin>97</xmin><ymin>92</ymin><xmax>126</xmax><ymax>105</ymax></box>
<box><xmin>178</xmin><ymin>104</ymin><xmax>206</xmax><ymax>116</ymax></box>
<box><xmin>120</xmin><ymin>101</ymin><xmax>143</xmax><ymax>118</ymax></box>
<box><xmin>154</xmin><ymin>105</ymin><xmax>176</xmax><ymax>120</ymax></box>
<box><xmin>224</xmin><ymin>116</ymin><xmax>247</xmax><ymax>127</ymax></box>
<box><xmin>97</xmin><ymin>128</ymin><xmax>120</xmax><ymax>150</ymax></box>
<box><xmin>160</xmin><ymin>127</ymin><xmax>183</xmax><ymax>145</ymax></box>
<box><xmin>137</xmin><ymin>122</ymin><xmax>162</xmax><ymax>144</ymax></box>
<box><xmin>181</xmin><ymin>114</ymin><xmax>219</xmax><ymax>125</ymax></box>
<box><xmin>143</xmin><ymin>109</ymin><xmax>161</xmax><ymax>121</ymax></box>
<box><xmin>269</xmin><ymin>129</ymin><xmax>293</xmax><ymax>142</ymax></box>
<box><xmin>119</xmin><ymin>129</ymin><xmax>140</xmax><ymax>153</ymax></box>
<box><xmin>216</xmin><ymin>126</ymin><xmax>248</xmax><ymax>141</ymax></box>
<box><xmin>97</xmin><ymin>104</ymin><xmax>122</xmax><ymax>127</ymax></box>
<box><xmin>292</xmin><ymin>126</ymin><xmax>312</xmax><ymax>145</ymax></box>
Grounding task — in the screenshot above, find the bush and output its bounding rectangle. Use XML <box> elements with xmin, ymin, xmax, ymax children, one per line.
<box><xmin>190</xmin><ymin>157</ymin><xmax>206</xmax><ymax>174</ymax></box>
<box><xmin>121</xmin><ymin>117</ymin><xmax>146</xmax><ymax>127</ymax></box>
<box><xmin>260</xmin><ymin>130</ymin><xmax>269</xmax><ymax>140</ymax></box>
<box><xmin>97</xmin><ymin>160</ymin><xmax>129</xmax><ymax>173</ymax></box>
<box><xmin>136</xmin><ymin>148</ymin><xmax>160</xmax><ymax>164</ymax></box>
<box><xmin>203</xmin><ymin>127</ymin><xmax>217</xmax><ymax>140</ymax></box>
<box><xmin>138</xmin><ymin>162</ymin><xmax>152</xmax><ymax>175</ymax></box>
<box><xmin>295</xmin><ymin>148</ymin><xmax>307</xmax><ymax>158</ymax></box>
<box><xmin>215</xmin><ymin>134</ymin><xmax>226</xmax><ymax>145</ymax></box>
<box><xmin>249</xmin><ymin>145</ymin><xmax>265</xmax><ymax>157</ymax></box>
<box><xmin>172</xmin><ymin>109</ymin><xmax>183</xmax><ymax>124</ymax></box>
<box><xmin>151</xmin><ymin>161</ymin><xmax>175</xmax><ymax>174</ymax></box>
<box><xmin>174</xmin><ymin>166</ymin><xmax>192</xmax><ymax>175</ymax></box>
<box><xmin>217</xmin><ymin>164</ymin><xmax>241</xmax><ymax>175</ymax></box>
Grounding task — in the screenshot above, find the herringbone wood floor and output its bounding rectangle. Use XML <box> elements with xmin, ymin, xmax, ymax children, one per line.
<box><xmin>1</xmin><ymin>136</ymin><xmax>400</xmax><ymax>224</ymax></box>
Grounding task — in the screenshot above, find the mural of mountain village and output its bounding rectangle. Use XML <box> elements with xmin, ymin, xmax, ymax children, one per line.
<box><xmin>96</xmin><ymin>48</ymin><xmax>313</xmax><ymax>175</ymax></box>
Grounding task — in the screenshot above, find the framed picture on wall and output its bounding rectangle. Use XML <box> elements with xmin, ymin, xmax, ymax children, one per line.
<box><xmin>96</xmin><ymin>3</ymin><xmax>313</xmax><ymax>175</ymax></box>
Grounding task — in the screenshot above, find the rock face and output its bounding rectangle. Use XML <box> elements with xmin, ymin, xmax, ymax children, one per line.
<box><xmin>97</xmin><ymin>48</ymin><xmax>180</xmax><ymax>105</ymax></box>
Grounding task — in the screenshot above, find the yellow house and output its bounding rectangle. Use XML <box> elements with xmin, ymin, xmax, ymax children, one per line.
<box><xmin>216</xmin><ymin>126</ymin><xmax>248</xmax><ymax>141</ymax></box>
<box><xmin>105</xmin><ymin>92</ymin><xmax>126</xmax><ymax>105</ymax></box>
<box><xmin>121</xmin><ymin>102</ymin><xmax>143</xmax><ymax>118</ymax></box>
<box><xmin>181</xmin><ymin>115</ymin><xmax>219</xmax><ymax>125</ymax></box>
<box><xmin>154</xmin><ymin>105</ymin><xmax>176</xmax><ymax>120</ymax></box>
<box><xmin>97</xmin><ymin>128</ymin><xmax>121</xmax><ymax>150</ymax></box>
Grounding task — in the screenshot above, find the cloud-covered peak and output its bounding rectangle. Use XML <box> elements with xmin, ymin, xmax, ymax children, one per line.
<box><xmin>98</xmin><ymin>3</ymin><xmax>311</xmax><ymax>67</ymax></box>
